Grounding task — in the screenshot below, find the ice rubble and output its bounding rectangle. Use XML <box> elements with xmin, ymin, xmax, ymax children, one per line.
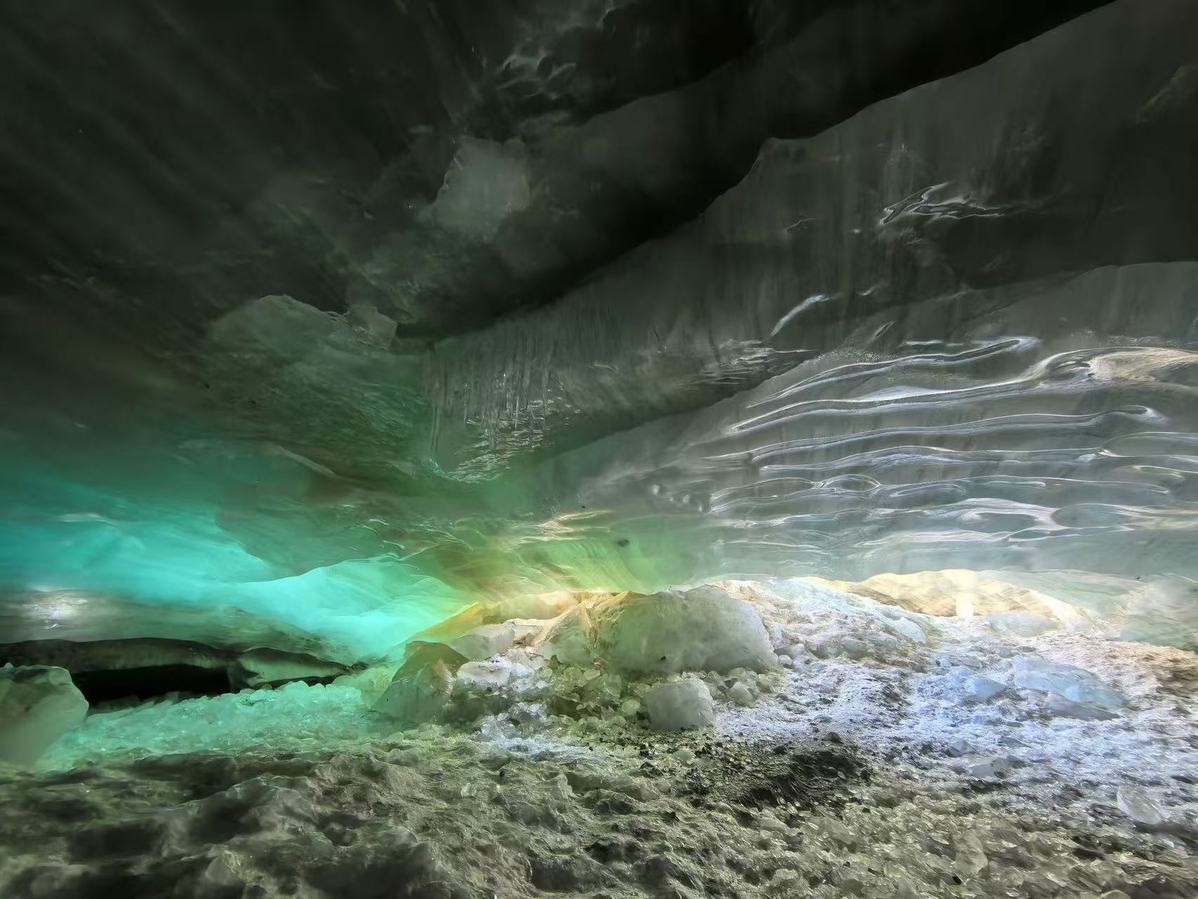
<box><xmin>373</xmin><ymin>584</ymin><xmax>776</xmax><ymax>732</ymax></box>
<box><xmin>4</xmin><ymin>573</ymin><xmax>1196</xmax><ymax>898</ymax></box>
<box><xmin>0</xmin><ymin>665</ymin><xmax>87</xmax><ymax>766</ymax></box>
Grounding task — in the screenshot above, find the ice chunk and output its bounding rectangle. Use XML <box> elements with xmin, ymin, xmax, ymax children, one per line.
<box><xmin>1043</xmin><ymin>694</ymin><xmax>1119</xmax><ymax>720</ymax></box>
<box><xmin>591</xmin><ymin>586</ymin><xmax>775</xmax><ymax>676</ymax></box>
<box><xmin>961</xmin><ymin>674</ymin><xmax>1006</xmax><ymax>704</ymax></box>
<box><xmin>333</xmin><ymin>665</ymin><xmax>400</xmax><ymax>702</ymax></box>
<box><xmin>956</xmin><ymin>754</ymin><xmax>1012</xmax><ymax>779</ymax></box>
<box><xmin>984</xmin><ymin>612</ymin><xmax>1057</xmax><ymax>637</ymax></box>
<box><xmin>373</xmin><ymin>643</ymin><xmax>466</xmax><ymax>725</ymax></box>
<box><xmin>455</xmin><ymin>659</ymin><xmax>517</xmax><ymax>690</ymax></box>
<box><xmin>866</xmin><ymin>631</ymin><xmax>900</xmax><ymax>653</ymax></box>
<box><xmin>886</xmin><ymin>616</ymin><xmax>930</xmax><ymax>645</ymax></box>
<box><xmin>537</xmin><ymin>605</ymin><xmax>596</xmax><ymax>668</ymax></box>
<box><xmin>1010</xmin><ymin>656</ymin><xmax>1124</xmax><ymax>710</ymax></box>
<box><xmin>1115</xmin><ymin>786</ymin><xmax>1166</xmax><ymax>827</ymax></box>
<box><xmin>449</xmin><ymin>623</ymin><xmax>521</xmax><ymax>661</ymax></box>
<box><xmin>619</xmin><ymin>698</ymin><xmax>642</xmax><ymax>719</ymax></box>
<box><xmin>643</xmin><ymin>678</ymin><xmax>715</xmax><ymax>731</ymax></box>
<box><xmin>727</xmin><ymin>681</ymin><xmax>755</xmax><ymax>707</ymax></box>
<box><xmin>808</xmin><ymin>630</ymin><xmax>870</xmax><ymax>660</ymax></box>
<box><xmin>767</xmin><ymin>622</ymin><xmax>786</xmax><ymax>649</ymax></box>
<box><xmin>0</xmin><ymin>664</ymin><xmax>88</xmax><ymax>765</ymax></box>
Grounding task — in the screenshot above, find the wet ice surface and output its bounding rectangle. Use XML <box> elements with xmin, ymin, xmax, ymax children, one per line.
<box><xmin>2</xmin><ymin>580</ymin><xmax>1197</xmax><ymax>898</ymax></box>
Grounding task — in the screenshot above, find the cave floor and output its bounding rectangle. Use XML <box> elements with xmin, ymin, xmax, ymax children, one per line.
<box><xmin>2</xmin><ymin>585</ymin><xmax>1197</xmax><ymax>899</ymax></box>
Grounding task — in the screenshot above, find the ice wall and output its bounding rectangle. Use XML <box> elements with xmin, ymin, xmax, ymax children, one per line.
<box><xmin>423</xmin><ymin>1</ymin><xmax>1198</xmax><ymax>601</ymax></box>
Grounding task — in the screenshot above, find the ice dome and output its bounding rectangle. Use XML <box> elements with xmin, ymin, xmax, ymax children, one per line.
<box><xmin>1</xmin><ymin>2</ymin><xmax>1196</xmax><ymax>896</ymax></box>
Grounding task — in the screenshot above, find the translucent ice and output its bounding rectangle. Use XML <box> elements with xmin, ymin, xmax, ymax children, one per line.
<box><xmin>373</xmin><ymin>643</ymin><xmax>466</xmax><ymax>725</ymax></box>
<box><xmin>0</xmin><ymin>665</ymin><xmax>88</xmax><ymax>765</ymax></box>
<box><xmin>643</xmin><ymin>677</ymin><xmax>715</xmax><ymax>731</ymax></box>
<box><xmin>1010</xmin><ymin>656</ymin><xmax>1124</xmax><ymax>711</ymax></box>
<box><xmin>1116</xmin><ymin>786</ymin><xmax>1167</xmax><ymax>827</ymax></box>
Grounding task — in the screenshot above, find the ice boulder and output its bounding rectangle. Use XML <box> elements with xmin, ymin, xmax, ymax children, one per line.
<box><xmin>333</xmin><ymin>664</ymin><xmax>399</xmax><ymax>702</ymax></box>
<box><xmin>1116</xmin><ymin>786</ymin><xmax>1168</xmax><ymax>827</ymax></box>
<box><xmin>1010</xmin><ymin>656</ymin><xmax>1124</xmax><ymax>711</ymax></box>
<box><xmin>537</xmin><ymin>604</ymin><xmax>597</xmax><ymax>668</ymax></box>
<box><xmin>0</xmin><ymin>664</ymin><xmax>89</xmax><ymax>765</ymax></box>
<box><xmin>958</xmin><ymin>672</ymin><xmax>1006</xmax><ymax>704</ymax></box>
<box><xmin>983</xmin><ymin>612</ymin><xmax>1057</xmax><ymax>637</ymax></box>
<box><xmin>727</xmin><ymin>680</ymin><xmax>755</xmax><ymax>707</ymax></box>
<box><xmin>644</xmin><ymin>678</ymin><xmax>715</xmax><ymax>731</ymax></box>
<box><xmin>455</xmin><ymin>657</ymin><xmax>531</xmax><ymax>691</ymax></box>
<box><xmin>449</xmin><ymin>622</ymin><xmax>538</xmax><ymax>661</ymax></box>
<box><xmin>1043</xmin><ymin>694</ymin><xmax>1119</xmax><ymax>720</ymax></box>
<box><xmin>373</xmin><ymin>642</ymin><xmax>467</xmax><ymax>725</ymax></box>
<box><xmin>591</xmin><ymin>586</ymin><xmax>776</xmax><ymax>676</ymax></box>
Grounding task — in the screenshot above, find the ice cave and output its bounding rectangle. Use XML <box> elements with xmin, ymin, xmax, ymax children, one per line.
<box><xmin>1</xmin><ymin>1</ymin><xmax>1197</xmax><ymax>896</ymax></box>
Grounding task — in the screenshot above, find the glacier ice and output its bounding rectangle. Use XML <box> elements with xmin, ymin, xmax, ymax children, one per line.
<box><xmin>1</xmin><ymin>0</ymin><xmax>1196</xmax><ymax>661</ymax></box>
<box><xmin>537</xmin><ymin>604</ymin><xmax>599</xmax><ymax>668</ymax></box>
<box><xmin>1116</xmin><ymin>786</ymin><xmax>1168</xmax><ymax>828</ymax></box>
<box><xmin>447</xmin><ymin>622</ymin><xmax>526</xmax><ymax>661</ymax></box>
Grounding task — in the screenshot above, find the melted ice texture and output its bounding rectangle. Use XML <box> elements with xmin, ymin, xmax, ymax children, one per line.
<box><xmin>2</xmin><ymin>0</ymin><xmax>1198</xmax><ymax>657</ymax></box>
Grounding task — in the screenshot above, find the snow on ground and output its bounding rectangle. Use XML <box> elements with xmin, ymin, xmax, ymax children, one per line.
<box><xmin>1</xmin><ymin>577</ymin><xmax>1196</xmax><ymax>898</ymax></box>
<box><xmin>720</xmin><ymin>578</ymin><xmax>1198</xmax><ymax>835</ymax></box>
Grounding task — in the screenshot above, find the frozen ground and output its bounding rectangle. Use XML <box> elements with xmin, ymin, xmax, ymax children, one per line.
<box><xmin>1</xmin><ymin>578</ymin><xmax>1196</xmax><ymax>898</ymax></box>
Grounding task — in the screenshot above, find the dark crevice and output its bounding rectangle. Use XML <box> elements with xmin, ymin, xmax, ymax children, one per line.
<box><xmin>70</xmin><ymin>665</ymin><xmax>236</xmax><ymax>704</ymax></box>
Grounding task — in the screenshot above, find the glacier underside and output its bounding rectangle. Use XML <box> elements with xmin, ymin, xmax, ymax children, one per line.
<box><xmin>0</xmin><ymin>0</ymin><xmax>1195</xmax><ymax>658</ymax></box>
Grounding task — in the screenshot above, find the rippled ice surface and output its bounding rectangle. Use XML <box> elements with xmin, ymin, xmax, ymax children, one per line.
<box><xmin>3</xmin><ymin>579</ymin><xmax>1196</xmax><ymax>898</ymax></box>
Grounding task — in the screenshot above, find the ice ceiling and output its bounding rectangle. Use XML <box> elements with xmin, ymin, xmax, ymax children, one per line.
<box><xmin>2</xmin><ymin>0</ymin><xmax>1196</xmax><ymax>662</ymax></box>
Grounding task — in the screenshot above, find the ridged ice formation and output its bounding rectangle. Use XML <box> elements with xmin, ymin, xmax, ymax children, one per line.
<box><xmin>0</xmin><ymin>0</ymin><xmax>1195</xmax><ymax>656</ymax></box>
